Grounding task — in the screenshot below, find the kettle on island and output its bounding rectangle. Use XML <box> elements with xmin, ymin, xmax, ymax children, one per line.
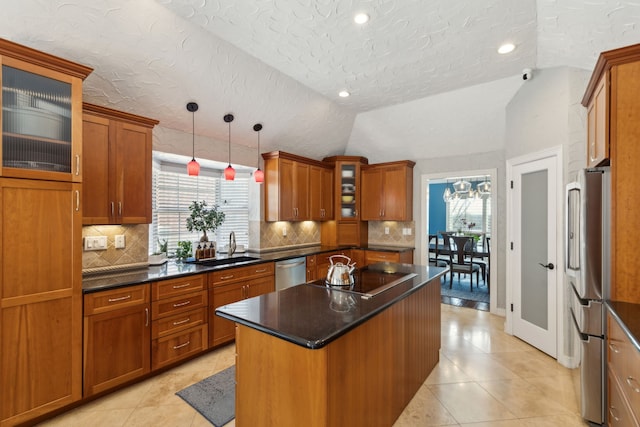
<box><xmin>326</xmin><ymin>255</ymin><xmax>356</xmax><ymax>286</ymax></box>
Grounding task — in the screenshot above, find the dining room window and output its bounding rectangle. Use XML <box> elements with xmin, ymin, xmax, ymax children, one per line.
<box><xmin>149</xmin><ymin>160</ymin><xmax>250</xmax><ymax>255</ymax></box>
<box><xmin>446</xmin><ymin>194</ymin><xmax>491</xmax><ymax>237</ymax></box>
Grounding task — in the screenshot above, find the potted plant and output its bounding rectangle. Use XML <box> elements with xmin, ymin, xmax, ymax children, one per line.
<box><xmin>186</xmin><ymin>200</ymin><xmax>226</xmax><ymax>242</ymax></box>
<box><xmin>149</xmin><ymin>238</ymin><xmax>169</xmax><ymax>265</ymax></box>
<box><xmin>175</xmin><ymin>240</ymin><xmax>192</xmax><ymax>262</ymax></box>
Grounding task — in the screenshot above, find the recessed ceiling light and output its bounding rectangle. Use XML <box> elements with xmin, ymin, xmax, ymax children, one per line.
<box><xmin>498</xmin><ymin>43</ymin><xmax>515</xmax><ymax>54</ymax></box>
<box><xmin>354</xmin><ymin>13</ymin><xmax>369</xmax><ymax>24</ymax></box>
<box><xmin>338</xmin><ymin>90</ymin><xmax>350</xmax><ymax>98</ymax></box>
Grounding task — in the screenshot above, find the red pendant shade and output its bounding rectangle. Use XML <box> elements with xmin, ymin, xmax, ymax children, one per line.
<box><xmin>187</xmin><ymin>158</ymin><xmax>200</xmax><ymax>176</ymax></box>
<box><xmin>254</xmin><ymin>168</ymin><xmax>264</xmax><ymax>183</ymax></box>
<box><xmin>224</xmin><ymin>164</ymin><xmax>236</xmax><ymax>180</ymax></box>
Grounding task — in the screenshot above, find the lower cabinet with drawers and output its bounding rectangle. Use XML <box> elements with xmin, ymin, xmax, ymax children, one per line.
<box><xmin>607</xmin><ymin>311</ymin><xmax>640</xmax><ymax>426</ymax></box>
<box><xmin>83</xmin><ymin>284</ymin><xmax>151</xmax><ymax>396</ymax></box>
<box><xmin>209</xmin><ymin>262</ymin><xmax>275</xmax><ymax>348</ymax></box>
<box><xmin>151</xmin><ymin>274</ymin><xmax>208</xmax><ymax>370</ymax></box>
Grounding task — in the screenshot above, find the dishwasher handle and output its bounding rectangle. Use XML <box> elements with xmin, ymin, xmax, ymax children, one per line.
<box><xmin>276</xmin><ymin>260</ymin><xmax>306</xmax><ymax>269</ymax></box>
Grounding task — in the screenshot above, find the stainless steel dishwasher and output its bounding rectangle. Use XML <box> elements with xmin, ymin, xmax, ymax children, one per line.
<box><xmin>275</xmin><ymin>257</ymin><xmax>307</xmax><ymax>291</ymax></box>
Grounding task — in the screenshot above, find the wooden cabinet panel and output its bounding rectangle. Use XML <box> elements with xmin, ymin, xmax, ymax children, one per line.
<box><xmin>364</xmin><ymin>250</ymin><xmax>414</xmax><ymax>266</ymax></box>
<box><xmin>84</xmin><ymin>284</ymin><xmax>148</xmax><ymax>315</ymax></box>
<box><xmin>0</xmin><ymin>178</ymin><xmax>82</xmax><ymax>425</ymax></box>
<box><xmin>306</xmin><ymin>255</ymin><xmax>317</xmax><ymax>281</ymax></box>
<box><xmin>608</xmin><ymin>312</ymin><xmax>640</xmax><ymax>423</ymax></box>
<box><xmin>0</xmin><ymin>39</ymin><xmax>91</xmax><ymax>183</ymax></box>
<box><xmin>152</xmin><ymin>307</ymin><xmax>207</xmax><ymax>339</ymax></box>
<box><xmin>263</xmin><ymin>153</ymin><xmax>313</xmax><ymax>221</ymax></box>
<box><xmin>310</xmin><ymin>165</ymin><xmax>334</xmax><ymax>221</ymax></box>
<box><xmin>209</xmin><ymin>262</ymin><xmax>274</xmax><ymax>286</ymax></box>
<box><xmin>209</xmin><ymin>265</ymin><xmax>275</xmax><ymax>347</ymax></box>
<box><xmin>83</xmin><ymin>299</ymin><xmax>150</xmax><ymax>396</ymax></box>
<box><xmin>82</xmin><ymin>103</ymin><xmax>158</xmax><ymax>225</ymax></box>
<box><xmin>586</xmin><ymin>72</ymin><xmax>609</xmax><ymax>167</ymax></box>
<box><xmin>152</xmin><ymin>274</ymin><xmax>205</xmax><ymax>300</ymax></box>
<box><xmin>361</xmin><ymin>161</ymin><xmax>414</xmax><ymax>221</ymax></box>
<box><xmin>152</xmin><ymin>325</ymin><xmax>208</xmax><ymax>370</ymax></box>
<box><xmin>608</xmin><ymin>364</ymin><xmax>639</xmax><ymax>427</ymax></box>
<box><xmin>151</xmin><ymin>290</ymin><xmax>207</xmax><ymax>319</ymax></box>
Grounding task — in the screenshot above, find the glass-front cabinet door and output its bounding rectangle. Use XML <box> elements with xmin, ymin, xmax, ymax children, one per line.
<box><xmin>0</xmin><ymin>40</ymin><xmax>91</xmax><ymax>182</ymax></box>
<box><xmin>339</xmin><ymin>163</ymin><xmax>357</xmax><ymax>220</ymax></box>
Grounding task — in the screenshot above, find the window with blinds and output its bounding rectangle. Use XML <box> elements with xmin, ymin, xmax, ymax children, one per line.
<box><xmin>150</xmin><ymin>161</ymin><xmax>250</xmax><ymax>255</ymax></box>
<box><xmin>446</xmin><ymin>196</ymin><xmax>492</xmax><ymax>238</ymax></box>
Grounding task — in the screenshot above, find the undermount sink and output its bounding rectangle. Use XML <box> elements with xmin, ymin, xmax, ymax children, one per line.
<box><xmin>191</xmin><ymin>256</ymin><xmax>260</xmax><ymax>267</ymax></box>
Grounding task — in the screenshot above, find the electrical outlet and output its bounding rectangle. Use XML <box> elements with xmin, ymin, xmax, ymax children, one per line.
<box><xmin>84</xmin><ymin>236</ymin><xmax>107</xmax><ymax>251</ymax></box>
<box><xmin>403</xmin><ymin>228</ymin><xmax>412</xmax><ymax>236</ymax></box>
<box><xmin>115</xmin><ymin>234</ymin><xmax>125</xmax><ymax>249</ymax></box>
<box><xmin>384</xmin><ymin>227</ymin><xmax>389</xmax><ymax>235</ymax></box>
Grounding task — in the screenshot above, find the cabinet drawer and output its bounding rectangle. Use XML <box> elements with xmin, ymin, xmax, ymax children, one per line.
<box><xmin>151</xmin><ymin>290</ymin><xmax>208</xmax><ymax>319</ymax></box>
<box><xmin>152</xmin><ymin>325</ymin><xmax>208</xmax><ymax>370</ymax></box>
<box><xmin>209</xmin><ymin>262</ymin><xmax>274</xmax><ymax>286</ymax></box>
<box><xmin>365</xmin><ymin>250</ymin><xmax>400</xmax><ymax>265</ymax></box>
<box><xmin>608</xmin><ymin>365</ymin><xmax>639</xmax><ymax>427</ymax></box>
<box><xmin>152</xmin><ymin>307</ymin><xmax>207</xmax><ymax>339</ymax></box>
<box><xmin>608</xmin><ymin>314</ymin><xmax>640</xmax><ymax>417</ymax></box>
<box><xmin>152</xmin><ymin>274</ymin><xmax>205</xmax><ymax>300</ymax></box>
<box><xmin>84</xmin><ymin>284</ymin><xmax>149</xmax><ymax>315</ymax></box>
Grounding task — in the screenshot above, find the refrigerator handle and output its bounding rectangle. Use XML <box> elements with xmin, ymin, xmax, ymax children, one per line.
<box><xmin>569</xmin><ymin>308</ymin><xmax>589</xmax><ymax>342</ymax></box>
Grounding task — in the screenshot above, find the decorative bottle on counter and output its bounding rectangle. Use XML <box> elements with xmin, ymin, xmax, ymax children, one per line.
<box><xmin>195</xmin><ymin>243</ymin><xmax>203</xmax><ymax>261</ymax></box>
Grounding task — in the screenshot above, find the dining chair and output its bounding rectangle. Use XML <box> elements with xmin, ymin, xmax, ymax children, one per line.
<box><xmin>445</xmin><ymin>235</ymin><xmax>481</xmax><ymax>291</ymax></box>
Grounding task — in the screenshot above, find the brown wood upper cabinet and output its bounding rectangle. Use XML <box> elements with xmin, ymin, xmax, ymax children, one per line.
<box><xmin>263</xmin><ymin>151</ymin><xmax>333</xmax><ymax>222</ymax></box>
<box><xmin>0</xmin><ymin>38</ymin><xmax>92</xmax><ymax>183</ymax></box>
<box><xmin>361</xmin><ymin>160</ymin><xmax>415</xmax><ymax>221</ymax></box>
<box><xmin>82</xmin><ymin>103</ymin><xmax>158</xmax><ymax>225</ymax></box>
<box><xmin>584</xmin><ymin>44</ymin><xmax>640</xmax><ymax>304</ymax></box>
<box><xmin>585</xmin><ymin>71</ymin><xmax>609</xmax><ymax>167</ymax></box>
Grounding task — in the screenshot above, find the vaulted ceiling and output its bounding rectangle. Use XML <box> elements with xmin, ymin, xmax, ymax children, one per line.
<box><xmin>2</xmin><ymin>1</ymin><xmax>640</xmax><ymax>161</ymax></box>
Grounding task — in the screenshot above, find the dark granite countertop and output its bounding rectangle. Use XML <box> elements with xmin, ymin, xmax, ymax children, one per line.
<box><xmin>82</xmin><ymin>245</ymin><xmax>414</xmax><ymax>293</ymax></box>
<box><xmin>607</xmin><ymin>300</ymin><xmax>640</xmax><ymax>352</ymax></box>
<box><xmin>215</xmin><ymin>263</ymin><xmax>446</xmax><ymax>349</ymax></box>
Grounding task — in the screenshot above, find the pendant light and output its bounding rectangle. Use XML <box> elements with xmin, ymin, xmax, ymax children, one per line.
<box><xmin>253</xmin><ymin>123</ymin><xmax>264</xmax><ymax>183</ymax></box>
<box><xmin>223</xmin><ymin>113</ymin><xmax>235</xmax><ymax>180</ymax></box>
<box><xmin>186</xmin><ymin>102</ymin><xmax>200</xmax><ymax>176</ymax></box>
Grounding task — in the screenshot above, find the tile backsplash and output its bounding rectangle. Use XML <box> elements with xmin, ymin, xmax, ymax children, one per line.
<box><xmin>82</xmin><ymin>224</ymin><xmax>149</xmax><ymax>271</ymax></box>
<box><xmin>256</xmin><ymin>221</ymin><xmax>321</xmax><ymax>250</ymax></box>
<box><xmin>368</xmin><ymin>221</ymin><xmax>415</xmax><ymax>247</ymax></box>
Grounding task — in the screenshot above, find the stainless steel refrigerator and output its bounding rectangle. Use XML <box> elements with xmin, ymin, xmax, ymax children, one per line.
<box><xmin>566</xmin><ymin>167</ymin><xmax>609</xmax><ymax>426</ymax></box>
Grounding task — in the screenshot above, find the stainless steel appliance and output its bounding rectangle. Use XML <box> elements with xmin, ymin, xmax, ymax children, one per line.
<box><xmin>275</xmin><ymin>257</ymin><xmax>306</xmax><ymax>291</ymax></box>
<box><xmin>566</xmin><ymin>168</ymin><xmax>610</xmax><ymax>426</ymax></box>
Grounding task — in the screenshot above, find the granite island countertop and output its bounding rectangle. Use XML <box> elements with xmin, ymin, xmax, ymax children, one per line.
<box><xmin>215</xmin><ymin>262</ymin><xmax>447</xmax><ymax>349</ymax></box>
<box><xmin>82</xmin><ymin>244</ymin><xmax>415</xmax><ymax>293</ymax></box>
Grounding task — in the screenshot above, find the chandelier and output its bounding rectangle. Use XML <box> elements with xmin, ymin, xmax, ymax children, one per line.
<box><xmin>443</xmin><ymin>176</ymin><xmax>491</xmax><ymax>202</ymax></box>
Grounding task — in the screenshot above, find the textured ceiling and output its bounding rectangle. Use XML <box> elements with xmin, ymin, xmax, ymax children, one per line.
<box><xmin>2</xmin><ymin>1</ymin><xmax>640</xmax><ymax>162</ymax></box>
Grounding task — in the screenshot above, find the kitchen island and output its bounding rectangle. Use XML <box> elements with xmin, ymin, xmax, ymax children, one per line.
<box><xmin>216</xmin><ymin>262</ymin><xmax>446</xmax><ymax>427</ymax></box>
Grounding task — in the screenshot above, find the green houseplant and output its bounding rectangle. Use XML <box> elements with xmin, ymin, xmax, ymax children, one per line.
<box><xmin>186</xmin><ymin>200</ymin><xmax>226</xmax><ymax>242</ymax></box>
<box><xmin>175</xmin><ymin>240</ymin><xmax>192</xmax><ymax>262</ymax></box>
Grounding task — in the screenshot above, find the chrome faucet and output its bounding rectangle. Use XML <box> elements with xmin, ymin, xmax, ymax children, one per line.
<box><xmin>229</xmin><ymin>231</ymin><xmax>237</xmax><ymax>256</ymax></box>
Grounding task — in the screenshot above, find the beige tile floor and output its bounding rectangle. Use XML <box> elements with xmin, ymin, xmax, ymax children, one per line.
<box><xmin>39</xmin><ymin>304</ymin><xmax>588</xmax><ymax>427</ymax></box>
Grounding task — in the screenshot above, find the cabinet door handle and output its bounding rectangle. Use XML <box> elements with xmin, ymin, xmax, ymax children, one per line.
<box><xmin>75</xmin><ymin>155</ymin><xmax>80</xmax><ymax>176</ymax></box>
<box><xmin>111</xmin><ymin>202</ymin><xmax>115</xmax><ymax>217</ymax></box>
<box><xmin>172</xmin><ymin>283</ymin><xmax>191</xmax><ymax>289</ymax></box>
<box><xmin>255</xmin><ymin>268</ymin><xmax>267</xmax><ymax>273</ymax></box>
<box><xmin>609</xmin><ymin>405</ymin><xmax>621</xmax><ymax>422</ymax></box>
<box><xmin>118</xmin><ymin>201</ymin><xmax>122</xmax><ymax>216</ymax></box>
<box><xmin>626</xmin><ymin>376</ymin><xmax>640</xmax><ymax>393</ymax></box>
<box><xmin>173</xmin><ymin>300</ymin><xmax>191</xmax><ymax>308</ymax></box>
<box><xmin>609</xmin><ymin>343</ymin><xmax>620</xmax><ymax>353</ymax></box>
<box><xmin>220</xmin><ymin>274</ymin><xmax>234</xmax><ymax>280</ymax></box>
<box><xmin>145</xmin><ymin>307</ymin><xmax>149</xmax><ymax>327</ymax></box>
<box><xmin>75</xmin><ymin>190</ymin><xmax>80</xmax><ymax>212</ymax></box>
<box><xmin>108</xmin><ymin>295</ymin><xmax>132</xmax><ymax>303</ymax></box>
<box><xmin>173</xmin><ymin>341</ymin><xmax>190</xmax><ymax>350</ymax></box>
<box><xmin>173</xmin><ymin>317</ymin><xmax>191</xmax><ymax>326</ymax></box>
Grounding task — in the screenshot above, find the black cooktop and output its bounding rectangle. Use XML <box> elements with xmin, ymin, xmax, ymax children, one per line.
<box><xmin>308</xmin><ymin>262</ymin><xmax>417</xmax><ymax>298</ymax></box>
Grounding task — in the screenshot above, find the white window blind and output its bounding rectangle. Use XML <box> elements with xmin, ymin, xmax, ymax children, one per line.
<box><xmin>150</xmin><ymin>161</ymin><xmax>250</xmax><ymax>255</ymax></box>
<box><xmin>446</xmin><ymin>196</ymin><xmax>492</xmax><ymax>243</ymax></box>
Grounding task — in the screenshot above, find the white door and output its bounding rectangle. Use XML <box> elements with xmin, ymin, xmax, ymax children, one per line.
<box><xmin>508</xmin><ymin>152</ymin><xmax>559</xmax><ymax>357</ymax></box>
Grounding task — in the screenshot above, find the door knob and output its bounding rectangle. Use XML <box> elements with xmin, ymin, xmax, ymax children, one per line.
<box><xmin>538</xmin><ymin>262</ymin><xmax>554</xmax><ymax>270</ymax></box>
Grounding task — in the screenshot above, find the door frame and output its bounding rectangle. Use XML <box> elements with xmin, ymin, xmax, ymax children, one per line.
<box><xmin>420</xmin><ymin>168</ymin><xmax>498</xmax><ymax>314</ymax></box>
<box><xmin>505</xmin><ymin>146</ymin><xmax>567</xmax><ymax>363</ymax></box>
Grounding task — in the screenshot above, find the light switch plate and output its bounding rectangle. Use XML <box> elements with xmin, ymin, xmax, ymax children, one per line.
<box><xmin>115</xmin><ymin>234</ymin><xmax>126</xmax><ymax>249</ymax></box>
<box><xmin>84</xmin><ymin>236</ymin><xmax>107</xmax><ymax>251</ymax></box>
